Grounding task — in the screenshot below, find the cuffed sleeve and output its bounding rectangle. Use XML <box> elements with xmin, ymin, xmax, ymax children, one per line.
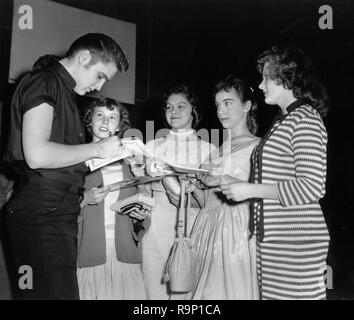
<box><xmin>20</xmin><ymin>72</ymin><xmax>57</xmax><ymax>114</ymax></box>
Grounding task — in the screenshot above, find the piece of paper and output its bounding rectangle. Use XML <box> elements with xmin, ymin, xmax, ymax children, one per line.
<box><xmin>105</xmin><ymin>174</ymin><xmax>181</xmax><ymax>192</ymax></box>
<box><xmin>86</xmin><ymin>137</ymin><xmax>146</xmax><ymax>171</ymax></box>
<box><xmin>168</xmin><ymin>164</ymin><xmax>211</xmax><ymax>175</ymax></box>
<box><xmin>120</xmin><ymin>137</ymin><xmax>147</xmax><ymax>156</ymax></box>
<box><xmin>86</xmin><ymin>137</ymin><xmax>212</xmax><ymax>176</ymax></box>
<box><xmin>86</xmin><ymin>147</ymin><xmax>133</xmax><ymax>171</ymax></box>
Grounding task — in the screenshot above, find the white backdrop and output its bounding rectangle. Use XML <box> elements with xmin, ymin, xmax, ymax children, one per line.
<box><xmin>9</xmin><ymin>0</ymin><xmax>136</xmax><ymax>104</ymax></box>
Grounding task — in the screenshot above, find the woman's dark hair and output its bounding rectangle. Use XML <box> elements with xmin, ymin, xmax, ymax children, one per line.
<box><xmin>257</xmin><ymin>46</ymin><xmax>330</xmax><ymax>117</ymax></box>
<box><xmin>32</xmin><ymin>54</ymin><xmax>60</xmax><ymax>71</ymax></box>
<box><xmin>163</xmin><ymin>84</ymin><xmax>202</xmax><ymax>129</ymax></box>
<box><xmin>214</xmin><ymin>75</ymin><xmax>258</xmax><ymax>135</ymax></box>
<box><xmin>66</xmin><ymin>33</ymin><xmax>129</xmax><ymax>73</ymax></box>
<box><xmin>83</xmin><ymin>97</ymin><xmax>131</xmax><ymax>138</ymax></box>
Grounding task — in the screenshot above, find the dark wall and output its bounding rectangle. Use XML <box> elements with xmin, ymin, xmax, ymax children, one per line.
<box><xmin>146</xmin><ymin>0</ymin><xmax>354</xmax><ymax>299</ymax></box>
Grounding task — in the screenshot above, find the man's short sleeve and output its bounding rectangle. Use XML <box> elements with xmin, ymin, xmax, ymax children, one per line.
<box><xmin>20</xmin><ymin>71</ymin><xmax>58</xmax><ymax>114</ymax></box>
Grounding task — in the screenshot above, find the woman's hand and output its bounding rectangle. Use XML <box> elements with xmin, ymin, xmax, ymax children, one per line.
<box><xmin>196</xmin><ymin>173</ymin><xmax>243</xmax><ymax>188</ymax></box>
<box><xmin>128</xmin><ymin>204</ymin><xmax>152</xmax><ymax>220</ymax></box>
<box><xmin>81</xmin><ymin>186</ymin><xmax>110</xmax><ymax>208</ymax></box>
<box><xmin>124</xmin><ymin>143</ymin><xmax>146</xmax><ymax>177</ymax></box>
<box><xmin>219</xmin><ymin>182</ymin><xmax>251</xmax><ymax>202</ymax></box>
<box><xmin>199</xmin><ymin>174</ymin><xmax>222</xmax><ymax>187</ymax></box>
<box><xmin>185</xmin><ymin>179</ymin><xmax>197</xmax><ymax>193</ymax></box>
<box><xmin>128</xmin><ymin>158</ymin><xmax>146</xmax><ymax>177</ymax></box>
<box><xmin>177</xmin><ymin>174</ymin><xmax>197</xmax><ymax>193</ymax></box>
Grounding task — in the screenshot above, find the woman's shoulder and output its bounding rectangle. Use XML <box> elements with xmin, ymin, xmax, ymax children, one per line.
<box><xmin>235</xmin><ymin>136</ymin><xmax>260</xmax><ymax>153</ymax></box>
<box><xmin>290</xmin><ymin>105</ymin><xmax>327</xmax><ymax>135</ymax></box>
<box><xmin>292</xmin><ymin>104</ymin><xmax>323</xmax><ymax>122</ymax></box>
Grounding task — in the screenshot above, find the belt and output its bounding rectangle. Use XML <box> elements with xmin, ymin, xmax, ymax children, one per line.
<box><xmin>19</xmin><ymin>174</ymin><xmax>85</xmax><ymax>197</ymax></box>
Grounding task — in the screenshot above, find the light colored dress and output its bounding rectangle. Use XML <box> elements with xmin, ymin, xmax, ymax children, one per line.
<box><xmin>77</xmin><ymin>163</ymin><xmax>146</xmax><ymax>300</ymax></box>
<box><xmin>188</xmin><ymin>136</ymin><xmax>260</xmax><ymax>300</ymax></box>
<box><xmin>142</xmin><ymin>129</ymin><xmax>215</xmax><ymax>300</ymax></box>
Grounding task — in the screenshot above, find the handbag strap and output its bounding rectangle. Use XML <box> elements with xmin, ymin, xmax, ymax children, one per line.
<box><xmin>177</xmin><ymin>180</ymin><xmax>190</xmax><ymax>238</ymax></box>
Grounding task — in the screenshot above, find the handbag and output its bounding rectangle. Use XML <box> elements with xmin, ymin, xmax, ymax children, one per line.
<box><xmin>164</xmin><ymin>180</ymin><xmax>197</xmax><ymax>293</ymax></box>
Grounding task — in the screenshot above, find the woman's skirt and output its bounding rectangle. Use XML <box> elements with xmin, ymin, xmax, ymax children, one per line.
<box><xmin>257</xmin><ymin>241</ymin><xmax>329</xmax><ymax>300</ymax></box>
<box><xmin>77</xmin><ymin>237</ymin><xmax>145</xmax><ymax>300</ymax></box>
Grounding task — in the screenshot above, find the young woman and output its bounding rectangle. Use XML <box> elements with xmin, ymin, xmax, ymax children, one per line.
<box><xmin>76</xmin><ymin>97</ymin><xmax>150</xmax><ymax>300</ymax></box>
<box><xmin>220</xmin><ymin>47</ymin><xmax>330</xmax><ymax>300</ymax></box>
<box><xmin>188</xmin><ymin>76</ymin><xmax>260</xmax><ymax>300</ymax></box>
<box><xmin>136</xmin><ymin>84</ymin><xmax>215</xmax><ymax>299</ymax></box>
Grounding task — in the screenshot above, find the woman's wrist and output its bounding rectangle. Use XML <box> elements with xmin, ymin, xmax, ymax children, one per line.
<box><xmin>251</xmin><ymin>183</ymin><xmax>279</xmax><ymax>200</ymax></box>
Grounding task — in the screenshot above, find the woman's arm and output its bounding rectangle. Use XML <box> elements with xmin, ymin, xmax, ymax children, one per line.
<box><xmin>162</xmin><ymin>176</ymin><xmax>181</xmax><ymax>206</ymax></box>
<box><xmin>22</xmin><ymin>104</ymin><xmax>122</xmax><ymax>169</ymax></box>
<box><xmin>220</xmin><ymin>182</ymin><xmax>279</xmax><ymax>202</ymax></box>
<box><xmin>221</xmin><ymin>116</ymin><xmax>327</xmax><ymax>205</ymax></box>
<box><xmin>80</xmin><ymin>186</ymin><xmax>110</xmax><ymax>208</ymax></box>
<box><xmin>276</xmin><ymin>117</ymin><xmax>327</xmax><ymax>206</ymax></box>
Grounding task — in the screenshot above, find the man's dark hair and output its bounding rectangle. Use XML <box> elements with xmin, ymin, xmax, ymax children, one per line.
<box><xmin>66</xmin><ymin>33</ymin><xmax>129</xmax><ymax>72</ymax></box>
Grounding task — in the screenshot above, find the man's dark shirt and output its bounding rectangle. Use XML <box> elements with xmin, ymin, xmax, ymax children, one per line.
<box><xmin>5</xmin><ymin>59</ymin><xmax>87</xmax><ymax>185</ymax></box>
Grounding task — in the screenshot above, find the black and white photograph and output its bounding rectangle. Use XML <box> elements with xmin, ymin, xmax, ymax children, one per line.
<box><xmin>0</xmin><ymin>0</ymin><xmax>353</xmax><ymax>303</ymax></box>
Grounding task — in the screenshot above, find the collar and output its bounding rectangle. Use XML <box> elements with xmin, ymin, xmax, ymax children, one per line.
<box><xmin>49</xmin><ymin>60</ymin><xmax>76</xmax><ymax>91</ymax></box>
<box><xmin>169</xmin><ymin>129</ymin><xmax>195</xmax><ymax>137</ymax></box>
<box><xmin>276</xmin><ymin>99</ymin><xmax>304</xmax><ymax>121</ymax></box>
<box><xmin>286</xmin><ymin>99</ymin><xmax>304</xmax><ymax>114</ymax></box>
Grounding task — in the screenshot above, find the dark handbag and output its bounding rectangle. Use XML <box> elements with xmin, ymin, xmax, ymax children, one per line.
<box><xmin>164</xmin><ymin>180</ymin><xmax>197</xmax><ymax>293</ymax></box>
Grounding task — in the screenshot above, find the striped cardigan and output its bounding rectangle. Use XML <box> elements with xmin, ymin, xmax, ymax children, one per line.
<box><xmin>250</xmin><ymin>101</ymin><xmax>329</xmax><ymax>243</ymax></box>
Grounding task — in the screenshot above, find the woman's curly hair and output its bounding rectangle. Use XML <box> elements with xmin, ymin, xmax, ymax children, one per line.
<box><xmin>83</xmin><ymin>97</ymin><xmax>131</xmax><ymax>138</ymax></box>
<box><xmin>162</xmin><ymin>84</ymin><xmax>202</xmax><ymax>129</ymax></box>
<box><xmin>214</xmin><ymin>75</ymin><xmax>258</xmax><ymax>135</ymax></box>
<box><xmin>257</xmin><ymin>46</ymin><xmax>330</xmax><ymax>117</ymax></box>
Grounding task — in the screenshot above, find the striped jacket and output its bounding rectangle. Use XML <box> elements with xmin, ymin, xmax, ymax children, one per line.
<box><xmin>250</xmin><ymin>101</ymin><xmax>330</xmax><ymax>242</ymax></box>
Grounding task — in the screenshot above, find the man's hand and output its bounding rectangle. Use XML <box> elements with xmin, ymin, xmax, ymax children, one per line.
<box><xmin>95</xmin><ymin>136</ymin><xmax>122</xmax><ymax>159</ymax></box>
